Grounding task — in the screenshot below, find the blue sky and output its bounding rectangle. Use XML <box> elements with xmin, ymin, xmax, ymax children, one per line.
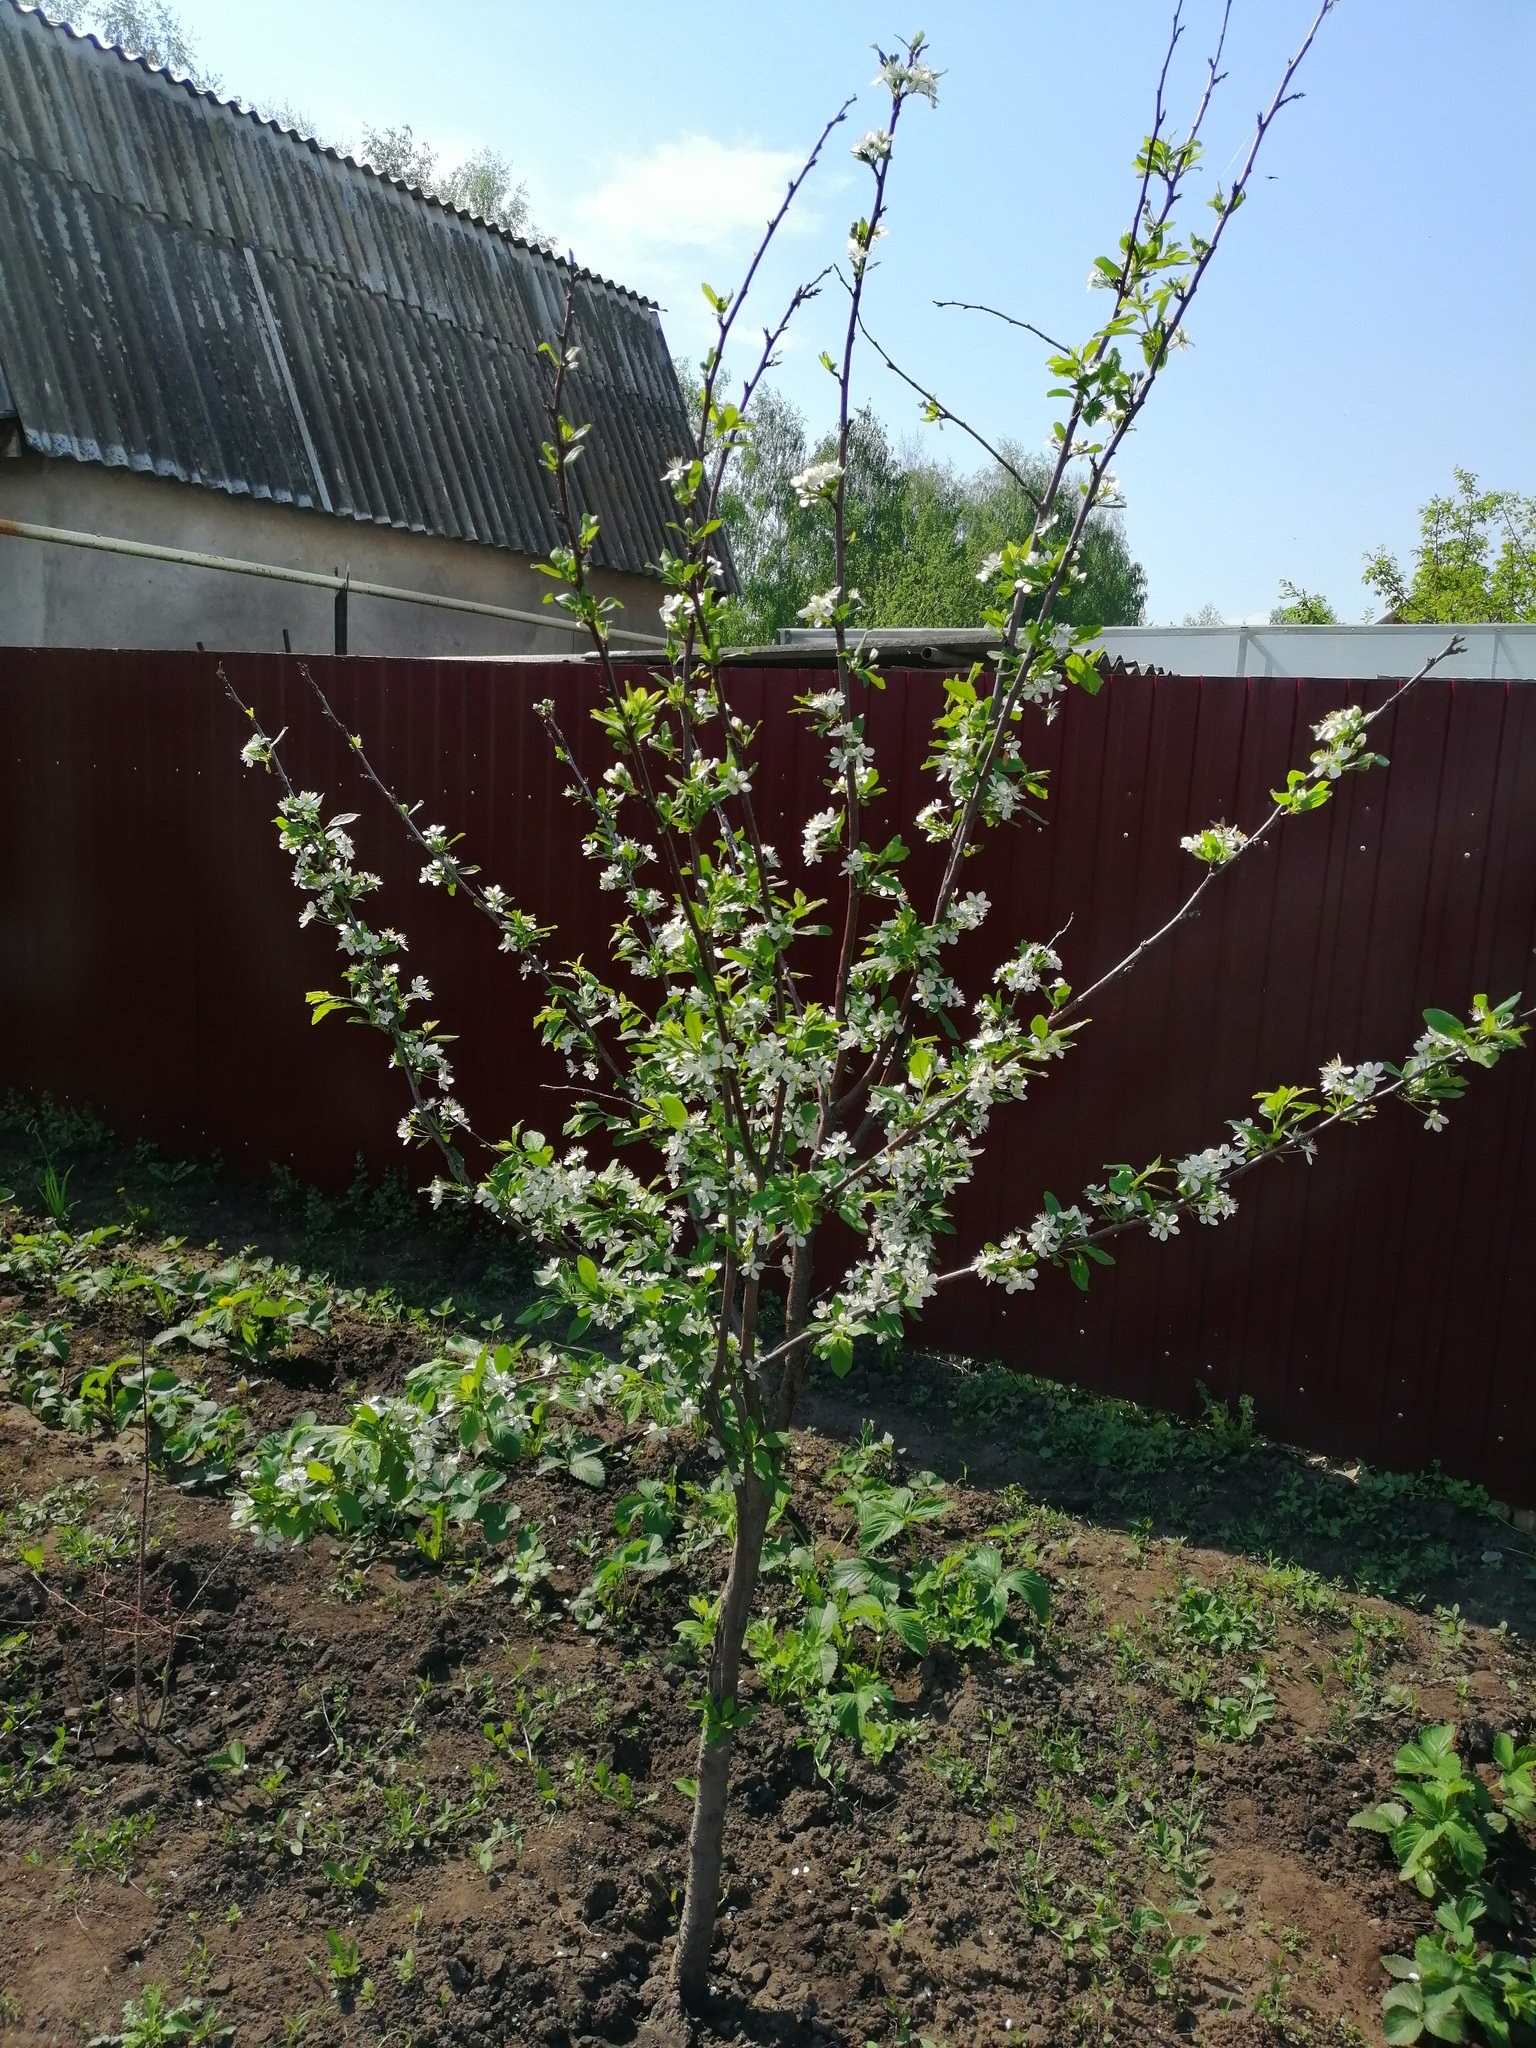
<box><xmin>164</xmin><ymin>0</ymin><xmax>1534</xmax><ymax>623</ymax></box>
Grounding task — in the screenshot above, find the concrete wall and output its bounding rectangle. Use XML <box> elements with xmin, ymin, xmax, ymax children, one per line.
<box><xmin>0</xmin><ymin>457</ymin><xmax>663</xmax><ymax>655</ymax></box>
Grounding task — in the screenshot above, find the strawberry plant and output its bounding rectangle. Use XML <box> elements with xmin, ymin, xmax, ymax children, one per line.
<box><xmin>1350</xmin><ymin>1724</ymin><xmax>1505</xmax><ymax>1900</ymax></box>
<box><xmin>1380</xmin><ymin>1893</ymin><xmax>1536</xmax><ymax>2046</ymax></box>
<box><xmin>1493</xmin><ymin>1734</ymin><xmax>1536</xmax><ymax>1826</ymax></box>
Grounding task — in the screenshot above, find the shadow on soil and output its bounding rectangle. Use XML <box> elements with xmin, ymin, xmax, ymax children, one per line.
<box><xmin>6</xmin><ymin>1090</ymin><xmax>1533</xmax><ymax>1636</ymax></box>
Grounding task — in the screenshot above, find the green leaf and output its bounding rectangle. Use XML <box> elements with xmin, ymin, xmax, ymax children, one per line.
<box><xmin>1001</xmin><ymin>1565</ymin><xmax>1052</xmax><ymax>1626</ymax></box>
<box><xmin>1349</xmin><ymin>1803</ymin><xmax>1406</xmax><ymax>1834</ymax></box>
<box><xmin>1381</xmin><ymin>1984</ymin><xmax>1425</xmax><ymax>2044</ymax></box>
<box><xmin>477</xmin><ymin>1501</ymin><xmax>518</xmax><ymax>1545</ymax></box>
<box><xmin>568</xmin><ymin>1451</ymin><xmax>606</xmax><ymax>1490</ymax></box>
<box><xmin>1421</xmin><ymin>1009</ymin><xmax>1466</xmax><ymax>1040</ymax></box>
<box><xmin>891</xmin><ymin>1609</ymin><xmax>930</xmax><ymax>1658</ymax></box>
<box><xmin>658</xmin><ymin>1094</ymin><xmax>689</xmax><ymax>1130</ymax></box>
<box><xmin>576</xmin><ymin>1255</ymin><xmax>600</xmax><ymax>1289</ymax></box>
<box><xmin>1419</xmin><ymin>1988</ymin><xmax>1470</xmax><ymax>2042</ymax></box>
<box><xmin>1397</xmin><ymin>1726</ymin><xmax>1457</xmax><ymax>1775</ymax></box>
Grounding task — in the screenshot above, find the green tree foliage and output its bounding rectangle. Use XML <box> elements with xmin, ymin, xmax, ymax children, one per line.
<box><xmin>714</xmin><ymin>388</ymin><xmax>1147</xmax><ymax>645</ymax></box>
<box><xmin>358</xmin><ymin>124</ymin><xmax>541</xmax><ymax>241</ymax></box>
<box><xmin>1270</xmin><ymin>579</ymin><xmax>1339</xmax><ymax>624</ymax></box>
<box><xmin>53</xmin><ymin>3</ymin><xmax>542</xmax><ymax>242</ymax></box>
<box><xmin>53</xmin><ymin>0</ymin><xmax>217</xmax><ymax>87</ymax></box>
<box><xmin>355</xmin><ymin>122</ymin><xmax>439</xmax><ymax>192</ymax></box>
<box><xmin>1364</xmin><ymin>469</ymin><xmax>1536</xmax><ymax>623</ymax></box>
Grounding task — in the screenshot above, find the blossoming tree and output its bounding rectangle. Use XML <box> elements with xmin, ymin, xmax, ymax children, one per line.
<box><xmin>228</xmin><ymin>6</ymin><xmax>1525</xmax><ymax>2020</ymax></box>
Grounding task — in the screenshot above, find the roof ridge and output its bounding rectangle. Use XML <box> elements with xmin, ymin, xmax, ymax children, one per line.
<box><xmin>10</xmin><ymin>0</ymin><xmax>657</xmax><ymax>309</ymax></box>
<box><xmin>1</xmin><ymin>140</ymin><xmax>656</xmax><ymax>364</ymax></box>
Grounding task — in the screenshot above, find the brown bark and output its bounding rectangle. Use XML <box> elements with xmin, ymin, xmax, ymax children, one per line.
<box><xmin>768</xmin><ymin>1233</ymin><xmax>818</xmax><ymax>1431</ymax></box>
<box><xmin>673</xmin><ymin>1465</ymin><xmax>771</xmax><ymax>2007</ymax></box>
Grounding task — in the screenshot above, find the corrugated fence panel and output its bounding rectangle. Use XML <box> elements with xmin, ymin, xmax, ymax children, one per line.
<box><xmin>1</xmin><ymin>649</ymin><xmax>1532</xmax><ymax>1501</ymax></box>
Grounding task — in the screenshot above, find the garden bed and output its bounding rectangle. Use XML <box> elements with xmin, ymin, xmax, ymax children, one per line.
<box><xmin>0</xmin><ymin>1104</ymin><xmax>1532</xmax><ymax>2047</ymax></box>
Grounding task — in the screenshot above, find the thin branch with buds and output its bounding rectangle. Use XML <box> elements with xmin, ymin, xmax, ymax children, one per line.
<box><xmin>1060</xmin><ymin>634</ymin><xmax>1464</xmax><ymax>1020</ymax></box>
<box><xmin>933</xmin><ymin>298</ymin><xmax>1069</xmax><ymax>353</ymax></box>
<box><xmin>852</xmin><ymin>300</ymin><xmax>1042</xmax><ymax>508</ymax></box>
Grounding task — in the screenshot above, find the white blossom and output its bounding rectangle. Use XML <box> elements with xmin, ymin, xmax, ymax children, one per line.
<box><xmin>875</xmin><ymin>54</ymin><xmax>940</xmax><ymax>105</ymax></box>
<box><xmin>797</xmin><ymin>586</ymin><xmax>843</xmax><ymax>627</ymax></box>
<box><xmin>996</xmin><ymin>942</ymin><xmax>1062</xmax><ymax>995</ymax></box>
<box><xmin>846</xmin><ymin>219</ymin><xmax>887</xmax><ymax>270</ymax></box>
<box><xmin>852</xmin><ymin>128</ymin><xmax>892</xmax><ymax>164</ymax></box>
<box><xmin>789</xmin><ymin>459</ymin><xmax>843</xmax><ymax>507</ymax></box>
<box><xmin>802</xmin><ymin>807</ymin><xmax>843</xmax><ymax>865</ymax></box>
<box><xmin>1181</xmin><ymin>821</ymin><xmax>1249</xmax><ymax>866</ymax></box>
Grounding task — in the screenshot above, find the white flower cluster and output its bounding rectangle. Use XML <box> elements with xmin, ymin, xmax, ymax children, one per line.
<box><xmin>790</xmin><ymin>460</ymin><xmax>843</xmax><ymax>507</ymax></box>
<box><xmin>846</xmin><ymin>219</ymin><xmax>887</xmax><ymax>272</ymax></box>
<box><xmin>1394</xmin><ymin>1015</ymin><xmax>1484</xmax><ymax>1132</ymax></box>
<box><xmin>1015</xmin><ymin>668</ymin><xmax>1068</xmax><ymax>722</ymax></box>
<box><xmin>827</xmin><ymin>722</ymin><xmax>874</xmax><ymax>780</ymax></box>
<box><xmin>797</xmin><ymin>585</ymin><xmax>847</xmax><ymax>627</ymax></box>
<box><xmin>815</xmin><ymin>1232</ymin><xmax>940</xmax><ymax>1361</ymax></box>
<box><xmin>476</xmin><ymin>882</ymin><xmax>545</xmax><ymax>963</ymax></box>
<box><xmin>852</xmin><ymin>128</ymin><xmax>893</xmax><ymax>164</ymax></box>
<box><xmin>1174</xmin><ymin>1142</ymin><xmax>1245</xmax><ymax>1224</ymax></box>
<box><xmin>1319</xmin><ymin>1057</ymin><xmax>1386</xmax><ymax>1107</ymax></box>
<box><xmin>268</xmin><ymin>790</ymin><xmax>478</xmax><ymax>1160</ymax></box>
<box><xmin>1310</xmin><ymin>704</ymin><xmax>1370</xmax><ymax>780</ymax></box>
<box><xmin>594</xmin><ymin>833</ymin><xmax>658</xmax><ymax>895</ymax></box>
<box><xmin>996</xmin><ymin>940</ymin><xmax>1063</xmax><ymax>995</ymax></box>
<box><xmin>875</xmin><ymin>53</ymin><xmax>940</xmax><ymax>105</ymax></box>
<box><xmin>418</xmin><ymin>821</ymin><xmax>477</xmax><ymax>892</ymax></box>
<box><xmin>1180</xmin><ymin>821</ymin><xmax>1250</xmax><ymax>866</ymax></box>
<box><xmin>974</xmin><ymin>1234</ymin><xmax>1038</xmax><ymax>1293</ymax></box>
<box><xmin>976</xmin><ymin>1200</ymin><xmax>1092</xmax><ymax>1294</ymax></box>
<box><xmin>802</xmin><ymin>806</ymin><xmax>844</xmax><ymax>865</ymax></box>
<box><xmin>1026</xmin><ymin>1205</ymin><xmax>1089</xmax><ymax>1258</ymax></box>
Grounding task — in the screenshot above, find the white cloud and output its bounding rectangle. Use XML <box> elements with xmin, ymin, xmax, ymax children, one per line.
<box><xmin>569</xmin><ymin>134</ymin><xmax>818</xmax><ymax>262</ymax></box>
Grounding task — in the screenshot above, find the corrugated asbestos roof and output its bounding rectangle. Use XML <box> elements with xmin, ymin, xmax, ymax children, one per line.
<box><xmin>0</xmin><ymin>1</ymin><xmax>690</xmax><ymax>574</ymax></box>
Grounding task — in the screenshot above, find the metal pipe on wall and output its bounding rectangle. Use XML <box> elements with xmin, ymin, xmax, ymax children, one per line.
<box><xmin>0</xmin><ymin>517</ymin><xmax>668</xmax><ymax>650</ymax></box>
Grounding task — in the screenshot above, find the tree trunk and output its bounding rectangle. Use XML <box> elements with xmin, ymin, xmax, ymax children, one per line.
<box><xmin>769</xmin><ymin>1235</ymin><xmax>818</xmax><ymax>1430</ymax></box>
<box><xmin>673</xmin><ymin>1465</ymin><xmax>771</xmax><ymax>2008</ymax></box>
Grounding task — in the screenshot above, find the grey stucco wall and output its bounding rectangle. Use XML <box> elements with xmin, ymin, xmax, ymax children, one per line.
<box><xmin>0</xmin><ymin>457</ymin><xmax>663</xmax><ymax>654</ymax></box>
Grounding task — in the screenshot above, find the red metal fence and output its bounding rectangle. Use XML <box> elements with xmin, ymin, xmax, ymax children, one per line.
<box><xmin>3</xmin><ymin>648</ymin><xmax>1534</xmax><ymax>1501</ymax></box>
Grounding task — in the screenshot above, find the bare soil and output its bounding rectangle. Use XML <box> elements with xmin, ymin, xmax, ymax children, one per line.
<box><xmin>1</xmin><ymin>1116</ymin><xmax>1532</xmax><ymax>2048</ymax></box>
